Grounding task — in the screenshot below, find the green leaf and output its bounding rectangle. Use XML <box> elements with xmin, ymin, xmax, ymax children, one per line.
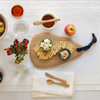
<box><xmin>23</xmin><ymin>39</ymin><xmax>27</xmax><ymax>43</ymax></box>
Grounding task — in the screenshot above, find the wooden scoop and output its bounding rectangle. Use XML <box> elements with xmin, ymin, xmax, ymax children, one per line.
<box><xmin>45</xmin><ymin>72</ymin><xmax>66</xmax><ymax>84</ymax></box>
<box><xmin>33</xmin><ymin>18</ymin><xmax>60</xmax><ymax>25</ymax></box>
<box><xmin>47</xmin><ymin>79</ymin><xmax>69</xmax><ymax>88</ymax></box>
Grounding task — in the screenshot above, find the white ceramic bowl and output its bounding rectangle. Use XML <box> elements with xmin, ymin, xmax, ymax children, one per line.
<box><xmin>0</xmin><ymin>14</ymin><xmax>8</xmax><ymax>40</ymax></box>
<box><xmin>41</xmin><ymin>13</ymin><xmax>56</xmax><ymax>30</ymax></box>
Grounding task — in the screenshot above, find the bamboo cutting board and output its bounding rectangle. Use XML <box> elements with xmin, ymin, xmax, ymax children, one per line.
<box><xmin>30</xmin><ymin>32</ymin><xmax>83</xmax><ymax>68</ymax></box>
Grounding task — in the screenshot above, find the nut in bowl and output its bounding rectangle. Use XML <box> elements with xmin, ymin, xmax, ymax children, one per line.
<box><xmin>40</xmin><ymin>38</ymin><xmax>52</xmax><ymax>51</ymax></box>
<box><xmin>59</xmin><ymin>49</ymin><xmax>71</xmax><ymax>61</ymax></box>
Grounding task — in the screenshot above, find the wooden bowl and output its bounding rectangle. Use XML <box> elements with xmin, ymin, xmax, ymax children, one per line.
<box><xmin>0</xmin><ymin>13</ymin><xmax>8</xmax><ymax>40</ymax></box>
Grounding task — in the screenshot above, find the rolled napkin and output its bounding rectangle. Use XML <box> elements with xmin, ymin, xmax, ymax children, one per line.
<box><xmin>32</xmin><ymin>70</ymin><xmax>75</xmax><ymax>98</ymax></box>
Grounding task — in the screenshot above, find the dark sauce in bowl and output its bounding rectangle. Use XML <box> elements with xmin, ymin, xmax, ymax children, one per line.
<box><xmin>42</xmin><ymin>15</ymin><xmax>55</xmax><ymax>28</ymax></box>
<box><xmin>0</xmin><ymin>69</ymin><xmax>4</xmax><ymax>83</ymax></box>
<box><xmin>0</xmin><ymin>16</ymin><xmax>5</xmax><ymax>37</ymax></box>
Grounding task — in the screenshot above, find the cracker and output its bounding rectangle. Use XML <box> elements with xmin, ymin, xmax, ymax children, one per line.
<box><xmin>65</xmin><ymin>42</ymin><xmax>71</xmax><ymax>49</ymax></box>
<box><xmin>50</xmin><ymin>48</ymin><xmax>54</xmax><ymax>55</ymax></box>
<box><xmin>45</xmin><ymin>53</ymin><xmax>49</xmax><ymax>59</ymax></box>
<box><xmin>53</xmin><ymin>46</ymin><xmax>58</xmax><ymax>53</ymax></box>
<box><xmin>52</xmin><ymin>47</ymin><xmax>56</xmax><ymax>55</ymax></box>
<box><xmin>39</xmin><ymin>51</ymin><xmax>43</xmax><ymax>59</ymax></box>
<box><xmin>59</xmin><ymin>41</ymin><xmax>63</xmax><ymax>49</ymax></box>
<box><xmin>37</xmin><ymin>51</ymin><xmax>40</xmax><ymax>56</ymax></box>
<box><xmin>48</xmin><ymin>50</ymin><xmax>53</xmax><ymax>57</ymax></box>
<box><xmin>62</xmin><ymin>41</ymin><xmax>67</xmax><ymax>49</ymax></box>
<box><xmin>35</xmin><ymin>47</ymin><xmax>41</xmax><ymax>53</ymax></box>
<box><xmin>57</xmin><ymin>42</ymin><xmax>62</xmax><ymax>50</ymax></box>
<box><xmin>47</xmin><ymin>51</ymin><xmax>52</xmax><ymax>58</ymax></box>
<box><xmin>67</xmin><ymin>44</ymin><xmax>73</xmax><ymax>49</ymax></box>
<box><xmin>33</xmin><ymin>45</ymin><xmax>39</xmax><ymax>50</ymax></box>
<box><xmin>69</xmin><ymin>46</ymin><xmax>76</xmax><ymax>53</ymax></box>
<box><xmin>68</xmin><ymin>45</ymin><xmax>76</xmax><ymax>53</ymax></box>
<box><xmin>34</xmin><ymin>41</ymin><xmax>76</xmax><ymax>60</ymax></box>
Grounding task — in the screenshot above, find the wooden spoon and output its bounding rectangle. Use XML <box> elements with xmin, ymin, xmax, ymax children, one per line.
<box><xmin>45</xmin><ymin>72</ymin><xmax>66</xmax><ymax>84</ymax></box>
<box><xmin>33</xmin><ymin>18</ymin><xmax>60</xmax><ymax>25</ymax></box>
<box><xmin>47</xmin><ymin>79</ymin><xmax>69</xmax><ymax>88</ymax></box>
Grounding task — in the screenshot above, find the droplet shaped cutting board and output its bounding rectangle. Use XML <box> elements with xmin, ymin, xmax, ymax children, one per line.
<box><xmin>30</xmin><ymin>32</ymin><xmax>83</xmax><ymax>68</ymax></box>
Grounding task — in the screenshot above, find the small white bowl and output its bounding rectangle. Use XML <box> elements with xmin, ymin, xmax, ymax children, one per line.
<box><xmin>0</xmin><ymin>14</ymin><xmax>8</xmax><ymax>40</ymax></box>
<box><xmin>41</xmin><ymin>13</ymin><xmax>56</xmax><ymax>30</ymax></box>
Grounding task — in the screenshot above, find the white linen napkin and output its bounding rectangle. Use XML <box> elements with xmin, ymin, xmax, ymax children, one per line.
<box><xmin>32</xmin><ymin>70</ymin><xmax>75</xmax><ymax>98</ymax></box>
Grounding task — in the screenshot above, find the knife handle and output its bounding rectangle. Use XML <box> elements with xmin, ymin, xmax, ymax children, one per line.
<box><xmin>45</xmin><ymin>72</ymin><xmax>67</xmax><ymax>84</ymax></box>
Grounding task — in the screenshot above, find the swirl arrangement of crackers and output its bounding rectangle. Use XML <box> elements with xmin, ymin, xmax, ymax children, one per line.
<box><xmin>33</xmin><ymin>41</ymin><xmax>76</xmax><ymax>60</ymax></box>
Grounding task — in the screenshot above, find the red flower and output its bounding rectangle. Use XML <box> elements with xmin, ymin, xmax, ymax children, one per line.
<box><xmin>4</xmin><ymin>48</ymin><xmax>6</xmax><ymax>51</ymax></box>
<box><xmin>21</xmin><ymin>41</ymin><xmax>23</xmax><ymax>44</ymax></box>
<box><xmin>25</xmin><ymin>45</ymin><xmax>27</xmax><ymax>48</ymax></box>
<box><xmin>15</xmin><ymin>39</ymin><xmax>18</xmax><ymax>41</ymax></box>
<box><xmin>7</xmin><ymin>50</ymin><xmax>9</xmax><ymax>53</ymax></box>
<box><xmin>25</xmin><ymin>42</ymin><xmax>28</xmax><ymax>45</ymax></box>
<box><xmin>14</xmin><ymin>42</ymin><xmax>17</xmax><ymax>45</ymax></box>
<box><xmin>26</xmin><ymin>39</ymin><xmax>29</xmax><ymax>42</ymax></box>
<box><xmin>14</xmin><ymin>46</ymin><xmax>18</xmax><ymax>49</ymax></box>
<box><xmin>9</xmin><ymin>47</ymin><xmax>11</xmax><ymax>49</ymax></box>
<box><xmin>9</xmin><ymin>51</ymin><xmax>12</xmax><ymax>55</ymax></box>
<box><xmin>7</xmin><ymin>53</ymin><xmax>9</xmax><ymax>56</ymax></box>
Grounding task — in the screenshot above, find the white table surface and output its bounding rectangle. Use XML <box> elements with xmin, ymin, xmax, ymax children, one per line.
<box><xmin>0</xmin><ymin>0</ymin><xmax>100</xmax><ymax>100</ymax></box>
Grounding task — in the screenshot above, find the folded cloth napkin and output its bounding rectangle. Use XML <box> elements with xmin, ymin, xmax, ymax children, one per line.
<box><xmin>32</xmin><ymin>70</ymin><xmax>75</xmax><ymax>98</ymax></box>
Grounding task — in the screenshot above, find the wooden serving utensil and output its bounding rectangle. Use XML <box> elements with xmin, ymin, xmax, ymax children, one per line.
<box><xmin>47</xmin><ymin>79</ymin><xmax>69</xmax><ymax>88</ymax></box>
<box><xmin>45</xmin><ymin>72</ymin><xmax>66</xmax><ymax>84</ymax></box>
<box><xmin>33</xmin><ymin>18</ymin><xmax>60</xmax><ymax>25</ymax></box>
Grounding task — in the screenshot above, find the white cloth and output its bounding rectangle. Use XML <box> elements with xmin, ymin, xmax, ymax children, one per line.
<box><xmin>32</xmin><ymin>70</ymin><xmax>75</xmax><ymax>98</ymax></box>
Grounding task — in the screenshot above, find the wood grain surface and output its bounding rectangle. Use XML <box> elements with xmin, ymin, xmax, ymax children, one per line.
<box><xmin>29</xmin><ymin>32</ymin><xmax>83</xmax><ymax>68</ymax></box>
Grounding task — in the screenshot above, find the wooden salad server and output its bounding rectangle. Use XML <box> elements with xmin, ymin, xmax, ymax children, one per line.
<box><xmin>46</xmin><ymin>79</ymin><xmax>69</xmax><ymax>88</ymax></box>
<box><xmin>45</xmin><ymin>72</ymin><xmax>67</xmax><ymax>84</ymax></box>
<box><xmin>33</xmin><ymin>18</ymin><xmax>60</xmax><ymax>25</ymax></box>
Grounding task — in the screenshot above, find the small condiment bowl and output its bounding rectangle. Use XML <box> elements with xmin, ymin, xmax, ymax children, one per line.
<box><xmin>59</xmin><ymin>49</ymin><xmax>71</xmax><ymax>61</ymax></box>
<box><xmin>11</xmin><ymin>5</ymin><xmax>24</xmax><ymax>18</ymax></box>
<box><xmin>40</xmin><ymin>38</ymin><xmax>52</xmax><ymax>51</ymax></box>
<box><xmin>41</xmin><ymin>13</ymin><xmax>56</xmax><ymax>30</ymax></box>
